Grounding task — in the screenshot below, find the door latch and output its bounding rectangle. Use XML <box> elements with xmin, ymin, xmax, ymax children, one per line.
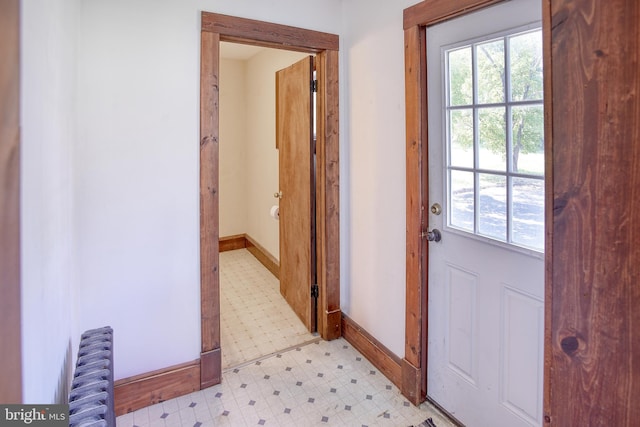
<box><xmin>421</xmin><ymin>229</ymin><xmax>442</xmax><ymax>242</ymax></box>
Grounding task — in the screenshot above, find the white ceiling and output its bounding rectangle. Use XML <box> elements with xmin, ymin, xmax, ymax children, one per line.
<box><xmin>220</xmin><ymin>42</ymin><xmax>267</xmax><ymax>60</ymax></box>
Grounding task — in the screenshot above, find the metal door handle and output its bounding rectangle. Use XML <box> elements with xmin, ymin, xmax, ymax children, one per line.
<box><xmin>421</xmin><ymin>229</ymin><xmax>441</xmax><ymax>242</ymax></box>
<box><xmin>274</xmin><ymin>191</ymin><xmax>283</xmax><ymax>199</ymax></box>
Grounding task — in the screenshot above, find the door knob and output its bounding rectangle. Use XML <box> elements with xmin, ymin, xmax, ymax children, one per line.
<box><xmin>430</xmin><ymin>203</ymin><xmax>442</xmax><ymax>215</ymax></box>
<box><xmin>274</xmin><ymin>191</ymin><xmax>283</xmax><ymax>199</ymax></box>
<box><xmin>421</xmin><ymin>229</ymin><xmax>442</xmax><ymax>242</ymax></box>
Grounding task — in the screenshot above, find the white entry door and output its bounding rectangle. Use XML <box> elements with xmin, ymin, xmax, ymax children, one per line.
<box><xmin>426</xmin><ymin>1</ymin><xmax>545</xmax><ymax>426</ymax></box>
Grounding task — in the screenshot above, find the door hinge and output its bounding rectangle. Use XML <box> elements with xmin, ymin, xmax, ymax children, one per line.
<box><xmin>311</xmin><ymin>79</ymin><xmax>318</xmax><ymax>93</ymax></box>
<box><xmin>311</xmin><ymin>283</ymin><xmax>319</xmax><ymax>298</ymax></box>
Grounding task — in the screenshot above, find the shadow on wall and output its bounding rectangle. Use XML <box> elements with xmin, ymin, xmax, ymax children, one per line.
<box><xmin>54</xmin><ymin>340</ymin><xmax>73</xmax><ymax>404</ymax></box>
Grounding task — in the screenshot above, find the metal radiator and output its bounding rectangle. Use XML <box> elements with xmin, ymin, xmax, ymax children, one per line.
<box><xmin>69</xmin><ymin>327</ymin><xmax>115</xmax><ymax>427</ymax></box>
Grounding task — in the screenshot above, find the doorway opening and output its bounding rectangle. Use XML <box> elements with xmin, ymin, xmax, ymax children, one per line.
<box><xmin>199</xmin><ymin>12</ymin><xmax>341</xmax><ymax>389</ymax></box>
<box><xmin>217</xmin><ymin>43</ymin><xmax>320</xmax><ymax>369</ymax></box>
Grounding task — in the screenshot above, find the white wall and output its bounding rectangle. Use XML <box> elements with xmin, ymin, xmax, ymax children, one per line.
<box><xmin>76</xmin><ymin>0</ymin><xmax>343</xmax><ymax>380</ymax></box>
<box><xmin>219</xmin><ymin>48</ymin><xmax>306</xmax><ymax>260</ymax></box>
<box><xmin>20</xmin><ymin>0</ymin><xmax>80</xmax><ymax>403</ymax></box>
<box><xmin>219</xmin><ymin>58</ymin><xmax>248</xmax><ymax>237</ymax></box>
<box><xmin>244</xmin><ymin>49</ymin><xmax>308</xmax><ymax>260</ymax></box>
<box><xmin>19</xmin><ymin>0</ymin><xmax>419</xmax><ymax>390</ymax></box>
<box><xmin>340</xmin><ymin>0</ymin><xmax>418</xmax><ymax>356</ymax></box>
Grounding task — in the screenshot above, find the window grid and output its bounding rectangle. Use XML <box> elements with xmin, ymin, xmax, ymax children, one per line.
<box><xmin>445</xmin><ymin>29</ymin><xmax>544</xmax><ymax>250</ymax></box>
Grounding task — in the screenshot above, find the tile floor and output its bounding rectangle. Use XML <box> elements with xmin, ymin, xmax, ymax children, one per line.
<box><xmin>116</xmin><ymin>249</ymin><xmax>455</xmax><ymax>427</ymax></box>
<box><xmin>219</xmin><ymin>249</ymin><xmax>318</xmax><ymax>368</ymax></box>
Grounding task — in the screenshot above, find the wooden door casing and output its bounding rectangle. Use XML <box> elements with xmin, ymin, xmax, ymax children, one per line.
<box><xmin>200</xmin><ymin>13</ymin><xmax>341</xmax><ymax>390</ymax></box>
<box><xmin>0</xmin><ymin>0</ymin><xmax>22</xmax><ymax>404</ymax></box>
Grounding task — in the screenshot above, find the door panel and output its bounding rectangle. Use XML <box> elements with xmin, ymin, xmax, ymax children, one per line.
<box><xmin>426</xmin><ymin>1</ymin><xmax>544</xmax><ymax>426</ymax></box>
<box><xmin>276</xmin><ymin>56</ymin><xmax>315</xmax><ymax>332</ymax></box>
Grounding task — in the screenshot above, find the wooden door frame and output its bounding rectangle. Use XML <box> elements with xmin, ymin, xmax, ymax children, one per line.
<box><xmin>401</xmin><ymin>0</ymin><xmax>551</xmax><ymax>407</ymax></box>
<box><xmin>199</xmin><ymin>12</ymin><xmax>341</xmax><ymax>389</ymax></box>
<box><xmin>0</xmin><ymin>0</ymin><xmax>22</xmax><ymax>404</ymax></box>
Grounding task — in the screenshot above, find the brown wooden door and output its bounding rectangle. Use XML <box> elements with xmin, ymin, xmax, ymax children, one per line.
<box><xmin>276</xmin><ymin>56</ymin><xmax>316</xmax><ymax>332</ymax></box>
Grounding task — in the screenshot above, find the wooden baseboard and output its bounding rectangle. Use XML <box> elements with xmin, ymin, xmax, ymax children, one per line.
<box><xmin>341</xmin><ymin>314</ymin><xmax>402</xmax><ymax>389</ymax></box>
<box><xmin>219</xmin><ymin>234</ymin><xmax>246</xmax><ymax>252</ymax></box>
<box><xmin>114</xmin><ymin>360</ymin><xmax>200</xmax><ymax>415</ymax></box>
<box><xmin>244</xmin><ymin>235</ymin><xmax>279</xmax><ymax>278</ymax></box>
<box><xmin>218</xmin><ymin>234</ymin><xmax>247</xmax><ymax>252</ymax></box>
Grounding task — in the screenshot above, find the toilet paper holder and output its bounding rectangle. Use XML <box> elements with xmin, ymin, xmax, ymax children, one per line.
<box><xmin>270</xmin><ymin>205</ymin><xmax>280</xmax><ymax>220</ymax></box>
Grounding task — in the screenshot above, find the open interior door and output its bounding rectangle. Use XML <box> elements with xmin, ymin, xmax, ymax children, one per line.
<box><xmin>276</xmin><ymin>56</ymin><xmax>316</xmax><ymax>332</ymax></box>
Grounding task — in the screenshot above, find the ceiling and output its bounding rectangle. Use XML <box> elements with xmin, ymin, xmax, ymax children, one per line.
<box><xmin>219</xmin><ymin>42</ymin><xmax>267</xmax><ymax>60</ymax></box>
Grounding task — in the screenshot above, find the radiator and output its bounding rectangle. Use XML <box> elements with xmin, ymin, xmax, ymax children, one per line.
<box><xmin>69</xmin><ymin>327</ymin><xmax>115</xmax><ymax>427</ymax></box>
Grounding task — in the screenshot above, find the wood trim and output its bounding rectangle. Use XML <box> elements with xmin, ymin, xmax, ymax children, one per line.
<box><xmin>200</xmin><ymin>28</ymin><xmax>221</xmax><ymax>376</ymax></box>
<box><xmin>114</xmin><ymin>360</ymin><xmax>200</xmax><ymax>415</ymax></box>
<box><xmin>0</xmin><ymin>0</ymin><xmax>22</xmax><ymax>404</ymax></box>
<box><xmin>542</xmin><ymin>0</ymin><xmax>553</xmax><ymax>423</ymax></box>
<box><xmin>403</xmin><ymin>0</ymin><xmax>504</xmax><ymax>29</ymax></box>
<box><xmin>199</xmin><ymin>12</ymin><xmax>341</xmax><ymax>388</ymax></box>
<box><xmin>403</xmin><ymin>23</ymin><xmax>428</xmax><ymax>403</ymax></box>
<box><xmin>342</xmin><ymin>314</ymin><xmax>402</xmax><ymax>389</ymax></box>
<box><xmin>403</xmin><ymin>24</ymin><xmax>427</xmax><ymax>369</ymax></box>
<box><xmin>315</xmin><ymin>49</ymin><xmax>341</xmax><ymax>340</ymax></box>
<box><xmin>401</xmin><ymin>359</ymin><xmax>422</xmax><ymax>405</ymax></box>
<box><xmin>201</xmin><ymin>12</ymin><xmax>339</xmax><ymax>52</ymax></box>
<box><xmin>245</xmin><ymin>234</ymin><xmax>279</xmax><ymax>279</ymax></box>
<box><xmin>200</xmin><ymin>349</ymin><xmax>221</xmax><ymax>390</ymax></box>
<box><xmin>219</xmin><ymin>234</ymin><xmax>247</xmax><ymax>252</ymax></box>
<box><xmin>546</xmin><ymin>0</ymin><xmax>640</xmax><ymax>425</ymax></box>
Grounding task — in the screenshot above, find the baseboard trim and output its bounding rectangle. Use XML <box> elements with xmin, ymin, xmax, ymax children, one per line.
<box><xmin>219</xmin><ymin>234</ymin><xmax>280</xmax><ymax>278</ymax></box>
<box><xmin>219</xmin><ymin>234</ymin><xmax>246</xmax><ymax>252</ymax></box>
<box><xmin>114</xmin><ymin>359</ymin><xmax>201</xmax><ymax>415</ymax></box>
<box><xmin>341</xmin><ymin>314</ymin><xmax>402</xmax><ymax>389</ymax></box>
<box><xmin>244</xmin><ymin>235</ymin><xmax>279</xmax><ymax>278</ymax></box>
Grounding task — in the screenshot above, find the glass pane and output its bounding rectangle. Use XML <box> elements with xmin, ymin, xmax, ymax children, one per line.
<box><xmin>448</xmin><ymin>47</ymin><xmax>473</xmax><ymax>106</ymax></box>
<box><xmin>512</xmin><ymin>178</ymin><xmax>544</xmax><ymax>250</ymax></box>
<box><xmin>476</xmin><ymin>39</ymin><xmax>505</xmax><ymax>104</ymax></box>
<box><xmin>450</xmin><ymin>170</ymin><xmax>474</xmax><ymax>232</ymax></box>
<box><xmin>478</xmin><ymin>107</ymin><xmax>506</xmax><ymax>171</ymax></box>
<box><xmin>511</xmin><ymin>105</ymin><xmax>544</xmax><ymax>174</ymax></box>
<box><xmin>509</xmin><ymin>30</ymin><xmax>543</xmax><ymax>101</ymax></box>
<box><xmin>478</xmin><ymin>174</ymin><xmax>506</xmax><ymax>240</ymax></box>
<box><xmin>449</xmin><ymin>109</ymin><xmax>474</xmax><ymax>168</ymax></box>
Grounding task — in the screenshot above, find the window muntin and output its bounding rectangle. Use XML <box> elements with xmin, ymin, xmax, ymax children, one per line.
<box><xmin>444</xmin><ymin>27</ymin><xmax>544</xmax><ymax>252</ymax></box>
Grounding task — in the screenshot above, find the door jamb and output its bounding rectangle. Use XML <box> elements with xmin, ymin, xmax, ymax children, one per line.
<box><xmin>199</xmin><ymin>12</ymin><xmax>341</xmax><ymax>389</ymax></box>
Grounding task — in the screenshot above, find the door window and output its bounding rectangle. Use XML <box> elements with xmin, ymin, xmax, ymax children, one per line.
<box><xmin>445</xmin><ymin>28</ymin><xmax>544</xmax><ymax>251</ymax></box>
